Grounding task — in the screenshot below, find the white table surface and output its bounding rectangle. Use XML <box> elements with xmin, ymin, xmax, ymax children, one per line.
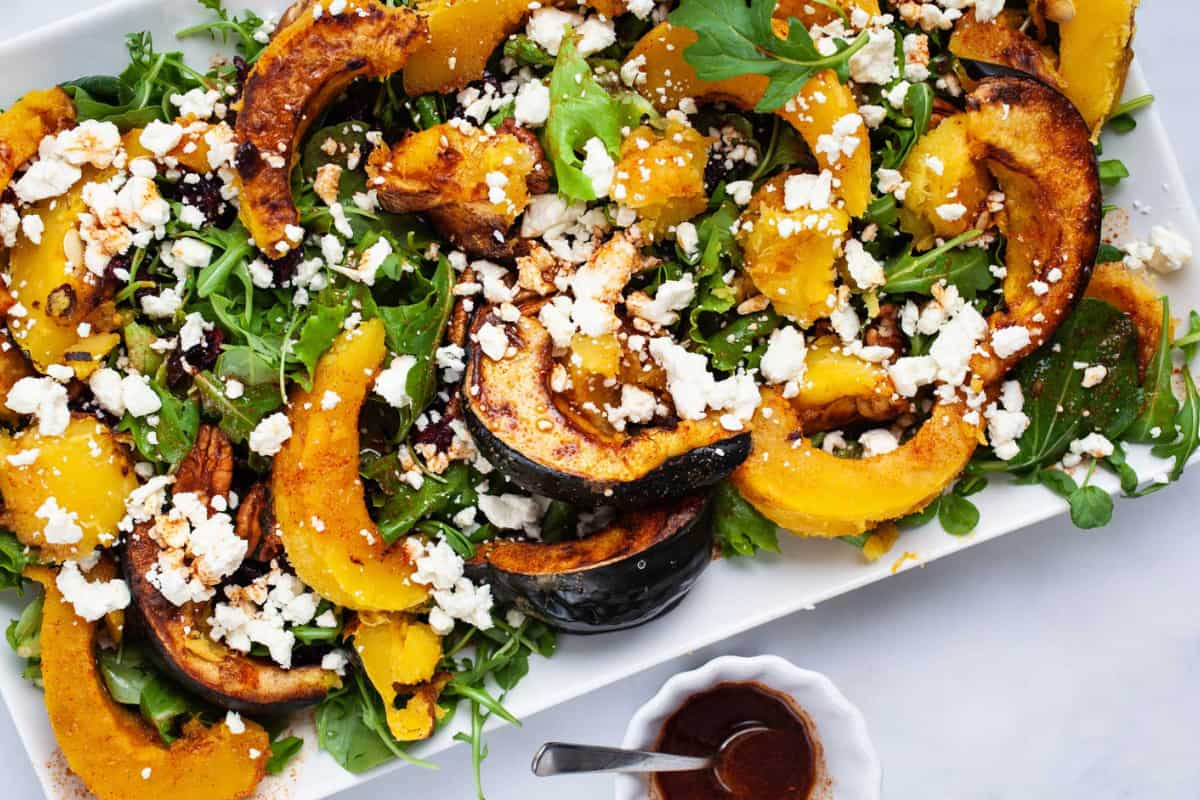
<box><xmin>4</xmin><ymin>3</ymin><xmax>1200</xmax><ymax>799</ymax></box>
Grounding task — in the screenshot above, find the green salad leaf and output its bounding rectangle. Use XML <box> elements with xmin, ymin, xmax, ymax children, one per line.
<box><xmin>711</xmin><ymin>481</ymin><xmax>780</xmax><ymax>558</ymax></box>
<box><xmin>879</xmin><ymin>82</ymin><xmax>934</xmax><ymax>170</ymax></box>
<box><xmin>315</xmin><ymin>670</ymin><xmax>436</xmax><ymax>774</ymax></box>
<box><xmin>669</xmin><ymin>0</ymin><xmax>869</xmax><ymax>112</ymax></box>
<box><xmin>545</xmin><ymin>36</ymin><xmax>624</xmax><ymax>202</ymax></box>
<box><xmin>119</xmin><ymin>381</ymin><xmax>201</xmax><ymax>465</ymax></box>
<box><xmin>376</xmin><ymin>462</ymin><xmax>477</xmax><ymax>545</ymax></box>
<box><xmin>98</xmin><ymin>644</ymin><xmax>206</xmax><ymax>744</ymax></box>
<box><xmin>0</xmin><ymin>531</ymin><xmax>30</xmax><ymax>594</ymax></box>
<box><xmin>882</xmin><ymin>230</ymin><xmax>990</xmax><ymax>298</ymax></box>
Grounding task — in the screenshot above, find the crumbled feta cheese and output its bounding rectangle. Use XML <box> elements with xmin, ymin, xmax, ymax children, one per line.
<box><xmin>814</xmin><ymin>114</ymin><xmax>864</xmax><ymax>164</ymax></box>
<box><xmin>5</xmin><ymin>376</ymin><xmax>70</xmax><ymax>436</ymax></box>
<box><xmin>478</xmin><ymin>493</ymin><xmax>544</xmax><ymax>534</ymax></box>
<box><xmin>13</xmin><ymin>159</ymin><xmax>81</xmax><ymax>204</ymax></box>
<box><xmin>888</xmin><ymin>355</ymin><xmax>938</xmax><ymax>397</ymax></box>
<box><xmin>576</xmin><ymin>17</ymin><xmax>616</xmax><ymax>57</ymax></box>
<box><xmin>225</xmin><ymin>711</ymin><xmax>246</xmax><ymax>735</ymax></box>
<box><xmin>476</xmin><ymin>322</ymin><xmax>510</xmax><ymax>361</ymax></box>
<box><xmin>139</xmin><ymin>120</ymin><xmax>184</xmax><ymax>157</ymax></box>
<box><xmin>990</xmin><ymin>325</ymin><xmax>1031</xmax><ymax>359</ymax></box>
<box><xmin>375</xmin><ymin>355</ymin><xmax>417</xmax><ymax>408</ymax></box>
<box><xmin>249</xmin><ymin>413</ymin><xmax>293</xmax><ymax>457</ymax></box>
<box><xmin>1147</xmin><ymin>225</ymin><xmax>1192</xmax><ymax>273</ymax></box>
<box><xmin>1081</xmin><ymin>364</ymin><xmax>1108</xmax><ymax>388</ymax></box>
<box><xmin>760</xmin><ymin>326</ymin><xmax>808</xmax><ymax>398</ymax></box>
<box><xmin>726</xmin><ymin>180</ymin><xmax>754</xmax><ymax>206</ymax></box>
<box><xmin>604</xmin><ymin>384</ymin><xmax>658</xmax><ymax>431</ymax></box>
<box><xmin>935</xmin><ymin>202</ymin><xmax>967</xmax><ymax>222</ymax></box>
<box><xmin>860</xmin><ymin>429</ymin><xmax>899</xmax><ymax>458</ymax></box>
<box><xmin>974</xmin><ymin>0</ymin><xmax>1006</xmax><ymax>23</ymax></box>
<box><xmin>626</xmin><ymin>274</ymin><xmax>695</xmax><ymax>327</ymax></box>
<box><xmin>582</xmin><ymin>137</ymin><xmax>615</xmax><ymax>197</ymax></box>
<box><xmin>171</xmin><ymin>88</ymin><xmax>221</xmax><ymax>120</ymax></box>
<box><xmin>849</xmin><ymin>28</ymin><xmax>898</xmax><ymax>85</ymax></box>
<box><xmin>985</xmin><ymin>380</ymin><xmax>1028</xmax><ymax>461</ymax></box>
<box><xmin>514</xmin><ymin>79</ymin><xmax>550</xmax><ymax>126</ymax></box>
<box><xmin>784</xmin><ymin>170</ymin><xmax>833</xmax><ymax>211</ymax></box>
<box><xmin>525</xmin><ymin>7</ymin><xmax>583</xmax><ymax>56</ymax></box>
<box><xmin>56</xmin><ymin>560</ymin><xmax>131</xmax><ymax>621</ymax></box>
<box><xmin>844</xmin><ymin>239</ymin><xmax>885</xmax><ymax>290</ymax></box>
<box><xmin>36</xmin><ymin>497</ymin><xmax>83</xmax><ymax>545</ymax></box>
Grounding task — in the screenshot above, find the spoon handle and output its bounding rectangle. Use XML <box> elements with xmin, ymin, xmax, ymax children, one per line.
<box><xmin>532</xmin><ymin>742</ymin><xmax>713</xmax><ymax>777</ymax></box>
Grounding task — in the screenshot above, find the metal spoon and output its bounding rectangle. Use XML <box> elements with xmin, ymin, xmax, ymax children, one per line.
<box><xmin>531</xmin><ymin>742</ymin><xmax>713</xmax><ymax>777</ymax></box>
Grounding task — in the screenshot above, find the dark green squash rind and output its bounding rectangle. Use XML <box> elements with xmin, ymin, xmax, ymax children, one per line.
<box><xmin>465</xmin><ymin>495</ymin><xmax>714</xmax><ymax>634</ymax></box>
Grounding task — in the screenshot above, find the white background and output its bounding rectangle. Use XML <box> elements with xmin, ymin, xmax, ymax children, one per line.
<box><xmin>3</xmin><ymin>3</ymin><xmax>1199</xmax><ymax>799</ymax></box>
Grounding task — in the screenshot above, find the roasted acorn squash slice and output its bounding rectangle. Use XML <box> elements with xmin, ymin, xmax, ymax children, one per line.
<box><xmin>125</xmin><ymin>426</ymin><xmax>340</xmax><ymax>715</ymax></box>
<box><xmin>1058</xmin><ymin>0</ymin><xmax>1139</xmax><ymax>136</ymax></box>
<box><xmin>949</xmin><ymin>9</ymin><xmax>1064</xmax><ymax>92</ymax></box>
<box><xmin>463</xmin><ymin>305</ymin><xmax>751</xmax><ymax>506</ymax></box>
<box><xmin>899</xmin><ymin>115</ymin><xmax>993</xmax><ymax>247</ymax></box>
<box><xmin>27</xmin><ymin>564</ymin><xmax>270</xmax><ymax>800</ymax></box>
<box><xmin>345</xmin><ymin>612</ymin><xmax>447</xmax><ymax>741</ymax></box>
<box><xmin>792</xmin><ymin>337</ymin><xmax>907</xmax><ymax>433</ymax></box>
<box><xmin>964</xmin><ymin>76</ymin><xmax>1101</xmax><ymax>383</ymax></box>
<box><xmin>733</xmin><ymin>389</ymin><xmax>980</xmax><ymax>537</ymax></box>
<box><xmin>0</xmin><ymin>87</ymin><xmax>76</xmax><ymax>194</ymax></box>
<box><xmin>367</xmin><ymin>122</ymin><xmax>549</xmax><ymax>259</ymax></box>
<box><xmin>467</xmin><ymin>494</ymin><xmax>713</xmax><ymax>633</ymax></box>
<box><xmin>773</xmin><ymin>0</ymin><xmax>880</xmax><ymax>25</ymax></box>
<box><xmin>272</xmin><ymin>318</ymin><xmax>429</xmax><ymax>611</ymax></box>
<box><xmin>235</xmin><ymin>0</ymin><xmax>426</xmax><ymax>257</ymax></box>
<box><xmin>0</xmin><ymin>331</ymin><xmax>35</xmax><ymax>425</ymax></box>
<box><xmin>0</xmin><ymin>414</ymin><xmax>138</xmax><ymax>562</ymax></box>
<box><xmin>626</xmin><ymin>23</ymin><xmax>870</xmax><ymax>217</ymax></box>
<box><xmin>5</xmin><ymin>164</ymin><xmax>123</xmax><ymax>376</ymax></box>
<box><xmin>1084</xmin><ymin>260</ymin><xmax>1167</xmax><ymax>379</ymax></box>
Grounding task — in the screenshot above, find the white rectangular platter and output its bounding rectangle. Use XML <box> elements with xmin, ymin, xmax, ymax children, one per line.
<box><xmin>2</xmin><ymin>2</ymin><xmax>1198</xmax><ymax>799</ymax></box>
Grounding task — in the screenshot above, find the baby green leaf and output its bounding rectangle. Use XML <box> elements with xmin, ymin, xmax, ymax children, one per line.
<box><xmin>711</xmin><ymin>481</ymin><xmax>781</xmax><ymax>558</ymax></box>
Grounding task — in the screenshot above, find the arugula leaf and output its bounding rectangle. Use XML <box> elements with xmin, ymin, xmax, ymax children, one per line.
<box><xmin>295</xmin><ymin>303</ymin><xmax>350</xmax><ymax>377</ymax></box>
<box><xmin>376</xmin><ymin>463</ymin><xmax>476</xmax><ymax>545</ymax></box>
<box><xmin>1003</xmin><ymin>299</ymin><xmax>1141</xmax><ymax>472</ymax></box>
<box><xmin>879</xmin><ymin>82</ymin><xmax>934</xmax><ymax>170</ymax></box>
<box><xmin>669</xmin><ymin>0</ymin><xmax>869</xmax><ymax>112</ymax></box>
<box><xmin>316</xmin><ymin>670</ymin><xmax>435</xmax><ymax>773</ymax></box>
<box><xmin>539</xmin><ymin>500</ymin><xmax>578</xmax><ymax>544</ymax></box>
<box><xmin>191</xmin><ymin>223</ymin><xmax>255</xmax><ymax>298</ymax></box>
<box><xmin>711</xmin><ymin>481</ymin><xmax>781</xmax><ymax>557</ymax></box>
<box><xmin>0</xmin><ymin>531</ymin><xmax>29</xmax><ymax>594</ymax></box>
<box><xmin>61</xmin><ymin>32</ymin><xmax>208</xmax><ymax>129</ymax></box>
<box><xmin>1106</xmin><ymin>93</ymin><xmax>1154</xmax><ymax>133</ymax></box>
<box><xmin>1096</xmin><ymin>242</ymin><xmax>1126</xmax><ymax>264</ymax></box>
<box><xmin>700</xmin><ymin>310</ymin><xmax>781</xmax><ymax>372</ymax></box>
<box><xmin>194</xmin><ymin>371</ymin><xmax>282</xmax><ymax>444</ymax></box>
<box><xmin>545</xmin><ymin>36</ymin><xmax>624</xmax><ymax>202</ymax></box>
<box><xmin>504</xmin><ymin>35</ymin><xmax>556</xmax><ymax>68</ymax></box>
<box><xmin>881</xmin><ymin>230</ymin><xmax>990</xmax><ymax>298</ymax></box>
<box><xmin>1148</xmin><ymin>368</ymin><xmax>1199</xmax><ymax>485</ymax></box>
<box><xmin>1125</xmin><ymin>297</ymin><xmax>1177</xmax><ymax>443</ymax></box>
<box><xmin>370</xmin><ymin>257</ymin><xmax>455</xmax><ymax>437</ymax></box>
<box><xmin>118</xmin><ymin>382</ymin><xmax>200</xmax><ymax>465</ymax></box>
<box><xmin>1098</xmin><ymin>158</ymin><xmax>1130</xmax><ymax>186</ymax></box>
<box><xmin>747</xmin><ymin>117</ymin><xmax>808</xmax><ymax>182</ymax></box>
<box><xmin>177</xmin><ymin>0</ymin><xmax>269</xmax><ymax>63</ymax></box>
<box><xmin>98</xmin><ymin>644</ymin><xmax>207</xmax><ymax>744</ymax></box>
<box><xmin>266</xmin><ymin>735</ymin><xmax>304</xmax><ymax>775</ymax></box>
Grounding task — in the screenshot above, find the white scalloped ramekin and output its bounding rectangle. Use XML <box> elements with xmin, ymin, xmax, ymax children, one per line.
<box><xmin>615</xmin><ymin>655</ymin><xmax>881</xmax><ymax>800</ymax></box>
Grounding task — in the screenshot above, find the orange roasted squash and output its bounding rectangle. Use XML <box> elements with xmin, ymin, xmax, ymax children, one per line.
<box><xmin>0</xmin><ymin>414</ymin><xmax>139</xmax><ymax>562</ymax></box>
<box><xmin>948</xmin><ymin>10</ymin><xmax>1063</xmax><ymax>93</ymax></box>
<box><xmin>346</xmin><ymin>612</ymin><xmax>448</xmax><ymax>741</ymax></box>
<box><xmin>0</xmin><ymin>87</ymin><xmax>76</xmax><ymax>194</ymax></box>
<box><xmin>1085</xmin><ymin>260</ymin><xmax>1168</xmax><ymax>379</ymax></box>
<box><xmin>1058</xmin><ymin>0</ymin><xmax>1139</xmax><ymax>136</ymax></box>
<box><xmin>612</xmin><ymin>121</ymin><xmax>710</xmax><ymax>239</ymax></box>
<box><xmin>367</xmin><ymin>122</ymin><xmax>549</xmax><ymax>258</ymax></box>
<box><xmin>0</xmin><ymin>331</ymin><xmax>35</xmax><ymax>425</ymax></box>
<box><xmin>774</xmin><ymin>0</ymin><xmax>880</xmax><ymax>25</ymax></box>
<box><xmin>626</xmin><ymin>23</ymin><xmax>870</xmax><ymax>217</ymax></box>
<box><xmin>27</xmin><ymin>564</ymin><xmax>269</xmax><ymax>800</ymax></box>
<box><xmin>792</xmin><ymin>337</ymin><xmax>907</xmax><ymax>432</ymax></box>
<box><xmin>899</xmin><ymin>115</ymin><xmax>993</xmax><ymax>246</ymax></box>
<box><xmin>736</xmin><ymin>173</ymin><xmax>851</xmax><ymax>325</ymax></box>
<box><xmin>235</xmin><ymin>0</ymin><xmax>426</xmax><ymax>257</ymax></box>
<box><xmin>964</xmin><ymin>76</ymin><xmax>1101</xmax><ymax>383</ymax></box>
<box><xmin>272</xmin><ymin>319</ymin><xmax>429</xmax><ymax>611</ymax></box>
<box><xmin>733</xmin><ymin>389</ymin><xmax>980</xmax><ymax>536</ymax></box>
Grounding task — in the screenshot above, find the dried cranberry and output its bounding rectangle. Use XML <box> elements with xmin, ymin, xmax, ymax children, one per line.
<box><xmin>162</xmin><ymin>172</ymin><xmax>235</xmax><ymax>228</ymax></box>
<box><xmin>235</xmin><ymin>140</ymin><xmax>263</xmax><ymax>179</ymax></box>
<box><xmin>165</xmin><ymin>327</ymin><xmax>226</xmax><ymax>390</ymax></box>
<box><xmin>412</xmin><ymin>413</ymin><xmax>456</xmax><ymax>452</ymax></box>
<box><xmin>270</xmin><ymin>246</ymin><xmax>302</xmax><ymax>283</ymax></box>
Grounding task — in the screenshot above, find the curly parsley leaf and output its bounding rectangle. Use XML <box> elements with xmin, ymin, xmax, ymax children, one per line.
<box><xmin>669</xmin><ymin>0</ymin><xmax>869</xmax><ymax>112</ymax></box>
<box><xmin>711</xmin><ymin>481</ymin><xmax>780</xmax><ymax>558</ymax></box>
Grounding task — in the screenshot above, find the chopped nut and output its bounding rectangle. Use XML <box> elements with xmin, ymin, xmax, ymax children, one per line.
<box><xmin>736</xmin><ymin>294</ymin><xmax>770</xmax><ymax>315</ymax></box>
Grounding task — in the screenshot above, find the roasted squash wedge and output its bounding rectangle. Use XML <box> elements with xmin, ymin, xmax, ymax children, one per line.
<box><xmin>773</xmin><ymin>0</ymin><xmax>880</xmax><ymax>25</ymax></box>
<box><xmin>464</xmin><ymin>304</ymin><xmax>751</xmax><ymax>506</ymax></box>
<box><xmin>964</xmin><ymin>76</ymin><xmax>1101</xmax><ymax>383</ymax></box>
<box><xmin>792</xmin><ymin>337</ymin><xmax>907</xmax><ymax>432</ymax></box>
<box><xmin>125</xmin><ymin>426</ymin><xmax>340</xmax><ymax>715</ymax></box>
<box><xmin>5</xmin><ymin>165</ymin><xmax>123</xmax><ymax>376</ymax></box>
<box><xmin>949</xmin><ymin>10</ymin><xmax>1063</xmax><ymax>92</ymax></box>
<box><xmin>627</xmin><ymin>23</ymin><xmax>871</xmax><ymax>217</ymax></box>
<box><xmin>0</xmin><ymin>414</ymin><xmax>138</xmax><ymax>562</ymax></box>
<box><xmin>1085</xmin><ymin>260</ymin><xmax>1167</xmax><ymax>379</ymax></box>
<box><xmin>0</xmin><ymin>87</ymin><xmax>76</xmax><ymax>194</ymax></box>
<box><xmin>612</xmin><ymin>121</ymin><xmax>710</xmax><ymax>239</ymax></box>
<box><xmin>736</xmin><ymin>173</ymin><xmax>851</xmax><ymax>325</ymax></box>
<box><xmin>346</xmin><ymin>612</ymin><xmax>447</xmax><ymax>741</ymax></box>
<box><xmin>124</xmin><ymin>121</ymin><xmax>226</xmax><ymax>174</ymax></box>
<box><xmin>273</xmin><ymin>319</ymin><xmax>429</xmax><ymax>611</ymax></box>
<box><xmin>899</xmin><ymin>115</ymin><xmax>993</xmax><ymax>246</ymax></box>
<box><xmin>733</xmin><ymin>389</ymin><xmax>979</xmax><ymax>536</ymax></box>
<box><xmin>1058</xmin><ymin>0</ymin><xmax>1139</xmax><ymax>136</ymax></box>
<box><xmin>367</xmin><ymin>122</ymin><xmax>549</xmax><ymax>258</ymax></box>
<box><xmin>235</xmin><ymin>0</ymin><xmax>426</xmax><ymax>257</ymax></box>
<box><xmin>27</xmin><ymin>564</ymin><xmax>270</xmax><ymax>800</ymax></box>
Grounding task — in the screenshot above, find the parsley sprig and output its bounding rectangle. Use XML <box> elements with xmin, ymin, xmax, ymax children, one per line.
<box><xmin>669</xmin><ymin>0</ymin><xmax>869</xmax><ymax>112</ymax></box>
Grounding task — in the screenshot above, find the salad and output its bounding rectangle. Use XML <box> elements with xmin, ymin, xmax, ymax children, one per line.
<box><xmin>0</xmin><ymin>0</ymin><xmax>1196</xmax><ymax>797</ymax></box>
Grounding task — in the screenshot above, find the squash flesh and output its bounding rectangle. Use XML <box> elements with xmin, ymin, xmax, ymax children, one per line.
<box><xmin>792</xmin><ymin>337</ymin><xmax>906</xmax><ymax>432</ymax></box>
<box><xmin>0</xmin><ymin>414</ymin><xmax>138</xmax><ymax>562</ymax></box>
<box><xmin>733</xmin><ymin>389</ymin><xmax>979</xmax><ymax>536</ymax></box>
<box><xmin>403</xmin><ymin>0</ymin><xmax>534</xmax><ymax>96</ymax></box>
<box><xmin>0</xmin><ymin>330</ymin><xmax>34</xmax><ymax>424</ymax></box>
<box><xmin>27</xmin><ymin>565</ymin><xmax>269</xmax><ymax>800</ymax></box>
<box><xmin>235</xmin><ymin>0</ymin><xmax>426</xmax><ymax>256</ymax></box>
<box><xmin>272</xmin><ymin>319</ymin><xmax>429</xmax><ymax>611</ymax></box>
<box><xmin>1058</xmin><ymin>0</ymin><xmax>1139</xmax><ymax>135</ymax></box>
<box><xmin>0</xmin><ymin>87</ymin><xmax>76</xmax><ymax>194</ymax></box>
<box><xmin>964</xmin><ymin>77</ymin><xmax>1101</xmax><ymax>383</ymax></box>
<box><xmin>899</xmin><ymin>116</ymin><xmax>993</xmax><ymax>246</ymax></box>
<box><xmin>773</xmin><ymin>0</ymin><xmax>880</xmax><ymax>25</ymax></box>
<box><xmin>1084</xmin><ymin>261</ymin><xmax>1167</xmax><ymax>378</ymax></box>
<box><xmin>5</xmin><ymin>165</ymin><xmax>123</xmax><ymax>376</ymax></box>
<box><xmin>348</xmin><ymin>612</ymin><xmax>446</xmax><ymax>741</ymax></box>
<box><xmin>626</xmin><ymin>23</ymin><xmax>870</xmax><ymax>216</ymax></box>
<box><xmin>948</xmin><ymin>10</ymin><xmax>1063</xmax><ymax>92</ymax></box>
<box><xmin>737</xmin><ymin>175</ymin><xmax>850</xmax><ymax>325</ymax></box>
<box><xmin>612</xmin><ymin>122</ymin><xmax>710</xmax><ymax>239</ymax></box>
